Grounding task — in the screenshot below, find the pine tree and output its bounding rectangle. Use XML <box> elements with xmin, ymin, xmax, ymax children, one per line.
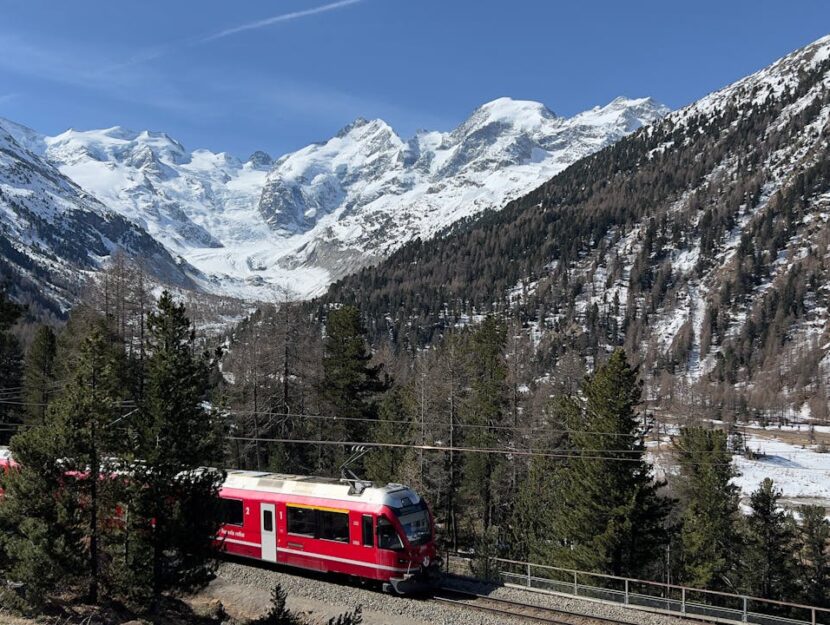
<box><xmin>552</xmin><ymin>349</ymin><xmax>671</xmax><ymax>578</ymax></box>
<box><xmin>460</xmin><ymin>317</ymin><xmax>509</xmax><ymax>535</ymax></box>
<box><xmin>252</xmin><ymin>584</ymin><xmax>297</xmax><ymax>625</ymax></box>
<box><xmin>318</xmin><ymin>305</ymin><xmax>387</xmax><ymax>474</ymax></box>
<box><xmin>744</xmin><ymin>478</ymin><xmax>796</xmax><ymax>602</ymax></box>
<box><xmin>53</xmin><ymin>323</ymin><xmax>128</xmax><ymax>603</ymax></box>
<box><xmin>510</xmin><ymin>396</ymin><xmax>575</xmax><ymax>562</ymax></box>
<box><xmin>0</xmin><ymin>291</ymin><xmax>23</xmax><ymax>442</ymax></box>
<box><xmin>796</xmin><ymin>505</ymin><xmax>828</xmax><ymax>607</ymax></box>
<box><xmin>510</xmin><ymin>452</ymin><xmax>561</xmax><ymax>562</ymax></box>
<box><xmin>364</xmin><ymin>388</ymin><xmax>409</xmax><ymax>485</ymax></box>
<box><xmin>118</xmin><ymin>291</ymin><xmax>226</xmax><ymax>612</ymax></box>
<box><xmin>0</xmin><ymin>320</ymin><xmax>127</xmax><ymax>609</ymax></box>
<box><xmin>675</xmin><ymin>427</ymin><xmax>742</xmax><ymax>591</ymax></box>
<box><xmin>0</xmin><ymin>420</ymin><xmax>78</xmax><ymax>612</ymax></box>
<box><xmin>22</xmin><ymin>325</ymin><xmax>57</xmax><ymax>425</ymax></box>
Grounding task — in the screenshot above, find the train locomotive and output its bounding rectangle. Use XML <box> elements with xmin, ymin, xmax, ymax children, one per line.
<box><xmin>217</xmin><ymin>469</ymin><xmax>440</xmax><ymax>593</ymax></box>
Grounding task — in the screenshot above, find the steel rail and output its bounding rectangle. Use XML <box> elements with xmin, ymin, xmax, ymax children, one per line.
<box><xmin>432</xmin><ymin>587</ymin><xmax>634</xmax><ymax>625</ymax></box>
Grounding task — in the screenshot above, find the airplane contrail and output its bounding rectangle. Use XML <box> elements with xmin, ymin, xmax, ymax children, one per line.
<box><xmin>201</xmin><ymin>0</ymin><xmax>364</xmax><ymax>43</ymax></box>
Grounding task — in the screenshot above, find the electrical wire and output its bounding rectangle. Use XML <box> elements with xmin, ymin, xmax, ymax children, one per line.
<box><xmin>221</xmin><ymin>408</ymin><xmax>650</xmax><ymax>437</ymax></box>
<box><xmin>225</xmin><ymin>435</ymin><xmax>830</xmax><ymax>471</ymax></box>
<box><xmin>0</xmin><ymin>403</ymin><xmax>824</xmax><ymax>457</ymax></box>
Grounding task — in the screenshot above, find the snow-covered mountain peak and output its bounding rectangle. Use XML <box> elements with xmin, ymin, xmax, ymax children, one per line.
<box><xmin>0</xmin><ymin>94</ymin><xmax>668</xmax><ymax>302</ymax></box>
<box><xmin>0</xmin><ymin>117</ymin><xmax>46</xmax><ymax>154</ymax></box>
<box><xmin>0</xmin><ymin>117</ymin><xmax>197</xmax><ymax>313</ymax></box>
<box><xmin>45</xmin><ymin>126</ymin><xmax>190</xmax><ymax>167</ymax></box>
<box><xmin>334</xmin><ymin>116</ymin><xmax>398</xmax><ymax>141</ymax></box>
<box><xmin>257</xmin><ymin>94</ymin><xmax>669</xmax><ymax>291</ymax></box>
<box><xmin>98</xmin><ymin>125</ymin><xmax>138</xmax><ymax>141</ymax></box>
<box><xmin>575</xmin><ymin>96</ymin><xmax>670</xmax><ymax>132</ymax></box>
<box><xmin>676</xmin><ymin>33</ymin><xmax>830</xmax><ymax>125</ymax></box>
<box><xmin>467</xmin><ymin>97</ymin><xmax>558</xmax><ymax>126</ymax></box>
<box><xmin>334</xmin><ymin>118</ymin><xmax>401</xmax><ymax>155</ymax></box>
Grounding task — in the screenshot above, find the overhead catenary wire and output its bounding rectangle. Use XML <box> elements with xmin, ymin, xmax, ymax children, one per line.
<box><xmin>222</xmin><ymin>409</ymin><xmax>830</xmax><ymax>452</ymax></box>
<box><xmin>0</xmin><ymin>404</ymin><xmax>825</xmax><ymax>456</ymax></box>
<box><xmin>221</xmin><ymin>408</ymin><xmax>653</xmax><ymax>437</ymax></box>
<box><xmin>2</xmin><ymin>387</ymin><xmax>820</xmax><ymax>444</ymax></box>
<box><xmin>0</xmin><ymin>382</ymin><xmax>67</xmax><ymax>396</ymax></box>
<box><xmin>0</xmin><ymin>399</ymin><xmax>136</xmax><ymax>408</ymax></box>
<box><xmin>225</xmin><ymin>435</ymin><xmax>830</xmax><ymax>471</ymax></box>
<box><xmin>1</xmin><ymin>419</ymin><xmax>822</xmax><ymax>459</ymax></box>
<box><xmin>0</xmin><ymin>418</ymin><xmax>824</xmax><ymax>469</ymax></box>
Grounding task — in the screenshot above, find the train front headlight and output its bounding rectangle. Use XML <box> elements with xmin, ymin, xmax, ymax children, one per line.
<box><xmin>423</xmin><ymin>555</ymin><xmax>430</xmax><ymax>567</ymax></box>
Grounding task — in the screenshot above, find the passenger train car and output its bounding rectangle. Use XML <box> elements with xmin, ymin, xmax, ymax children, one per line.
<box><xmin>217</xmin><ymin>470</ymin><xmax>440</xmax><ymax>593</ymax></box>
<box><xmin>0</xmin><ymin>447</ymin><xmax>440</xmax><ymax>594</ymax></box>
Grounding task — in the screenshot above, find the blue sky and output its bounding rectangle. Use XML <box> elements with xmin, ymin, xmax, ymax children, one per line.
<box><xmin>1</xmin><ymin>1</ymin><xmax>829</xmax><ymax>157</ymax></box>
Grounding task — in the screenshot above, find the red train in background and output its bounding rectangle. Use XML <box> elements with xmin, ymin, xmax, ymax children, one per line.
<box><xmin>0</xmin><ymin>447</ymin><xmax>441</xmax><ymax>594</ymax></box>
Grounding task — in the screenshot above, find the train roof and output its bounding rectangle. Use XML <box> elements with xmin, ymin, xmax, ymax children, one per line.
<box><xmin>0</xmin><ymin>447</ymin><xmax>420</xmax><ymax>509</ymax></box>
<box><xmin>221</xmin><ymin>469</ymin><xmax>422</xmax><ymax>509</ymax></box>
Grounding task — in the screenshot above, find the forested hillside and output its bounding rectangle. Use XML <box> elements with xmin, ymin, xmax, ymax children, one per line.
<box><xmin>11</xmin><ymin>270</ymin><xmax>823</xmax><ymax>612</ymax></box>
<box><xmin>324</xmin><ymin>35</ymin><xmax>830</xmax><ymax>421</ymax></box>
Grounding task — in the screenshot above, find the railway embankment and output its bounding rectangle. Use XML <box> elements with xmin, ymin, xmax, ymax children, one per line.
<box><xmin>205</xmin><ymin>561</ymin><xmax>707</xmax><ymax>625</ymax></box>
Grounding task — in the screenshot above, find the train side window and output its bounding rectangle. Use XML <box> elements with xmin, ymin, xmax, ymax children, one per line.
<box><xmin>377</xmin><ymin>516</ymin><xmax>403</xmax><ymax>551</ymax></box>
<box><xmin>362</xmin><ymin>515</ymin><xmax>374</xmax><ymax>547</ymax></box>
<box><xmin>318</xmin><ymin>510</ymin><xmax>349</xmax><ymax>543</ymax></box>
<box><xmin>263</xmin><ymin>509</ymin><xmax>273</xmax><ymax>532</ymax></box>
<box><xmin>286</xmin><ymin>506</ymin><xmax>316</xmax><ymax>537</ymax></box>
<box><xmin>222</xmin><ymin>498</ymin><xmax>244</xmax><ymax>526</ymax></box>
<box><xmin>285</xmin><ymin>506</ymin><xmax>350</xmax><ymax>542</ymax></box>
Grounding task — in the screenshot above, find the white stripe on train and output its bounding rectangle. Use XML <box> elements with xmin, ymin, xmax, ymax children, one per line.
<box><xmin>218</xmin><ymin>536</ymin><xmax>411</xmax><ymax>574</ymax></box>
<box><xmin>278</xmin><ymin>547</ymin><xmax>411</xmax><ymax>573</ymax></box>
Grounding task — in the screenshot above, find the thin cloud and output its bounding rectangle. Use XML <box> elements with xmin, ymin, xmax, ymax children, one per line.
<box><xmin>99</xmin><ymin>0</ymin><xmax>364</xmax><ymax>74</ymax></box>
<box><xmin>201</xmin><ymin>0</ymin><xmax>363</xmax><ymax>43</ymax></box>
<box><xmin>0</xmin><ymin>35</ymin><xmax>211</xmax><ymax>117</ymax></box>
<box><xmin>0</xmin><ymin>93</ymin><xmax>20</xmax><ymax>105</ymax></box>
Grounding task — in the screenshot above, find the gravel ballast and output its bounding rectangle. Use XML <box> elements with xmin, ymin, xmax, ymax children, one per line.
<box><xmin>207</xmin><ymin>561</ymin><xmax>708</xmax><ymax>625</ymax></box>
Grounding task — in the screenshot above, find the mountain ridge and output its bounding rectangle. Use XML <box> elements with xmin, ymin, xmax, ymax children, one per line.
<box><xmin>322</xmin><ymin>34</ymin><xmax>830</xmax><ymax>418</ymax></box>
<box><xmin>0</xmin><ymin>94</ymin><xmax>667</xmax><ymax>305</ymax></box>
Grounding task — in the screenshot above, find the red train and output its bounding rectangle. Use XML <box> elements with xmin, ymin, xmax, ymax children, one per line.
<box><xmin>0</xmin><ymin>447</ymin><xmax>440</xmax><ymax>594</ymax></box>
<box><xmin>217</xmin><ymin>469</ymin><xmax>440</xmax><ymax>593</ymax></box>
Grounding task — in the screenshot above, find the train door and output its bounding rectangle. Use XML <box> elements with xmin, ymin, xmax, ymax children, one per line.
<box><xmin>260</xmin><ymin>502</ymin><xmax>277</xmax><ymax>563</ymax></box>
<box><xmin>361</xmin><ymin>513</ymin><xmax>381</xmax><ymax>579</ymax></box>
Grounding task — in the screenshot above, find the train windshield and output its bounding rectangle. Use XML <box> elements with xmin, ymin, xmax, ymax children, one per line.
<box><xmin>393</xmin><ymin>501</ymin><xmax>431</xmax><ymax>546</ymax></box>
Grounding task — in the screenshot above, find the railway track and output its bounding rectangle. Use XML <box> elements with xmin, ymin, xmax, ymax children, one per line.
<box><xmin>431</xmin><ymin>588</ymin><xmax>634</xmax><ymax>625</ymax></box>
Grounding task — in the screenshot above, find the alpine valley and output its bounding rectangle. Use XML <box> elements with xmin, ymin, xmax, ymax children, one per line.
<box><xmin>0</xmin><ymin>95</ymin><xmax>667</xmax><ymax>313</ymax></box>
<box><xmin>3</xmin><ymin>33</ymin><xmax>830</xmax><ymax>417</ymax></box>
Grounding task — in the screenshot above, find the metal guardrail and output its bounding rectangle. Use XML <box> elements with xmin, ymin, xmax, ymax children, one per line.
<box><xmin>445</xmin><ymin>552</ymin><xmax>830</xmax><ymax>625</ymax></box>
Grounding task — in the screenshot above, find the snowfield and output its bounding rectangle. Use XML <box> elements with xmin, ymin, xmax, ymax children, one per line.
<box><xmin>734</xmin><ymin>432</ymin><xmax>830</xmax><ymax>502</ymax></box>
<box><xmin>648</xmin><ymin>421</ymin><xmax>830</xmax><ymax>509</ymax></box>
